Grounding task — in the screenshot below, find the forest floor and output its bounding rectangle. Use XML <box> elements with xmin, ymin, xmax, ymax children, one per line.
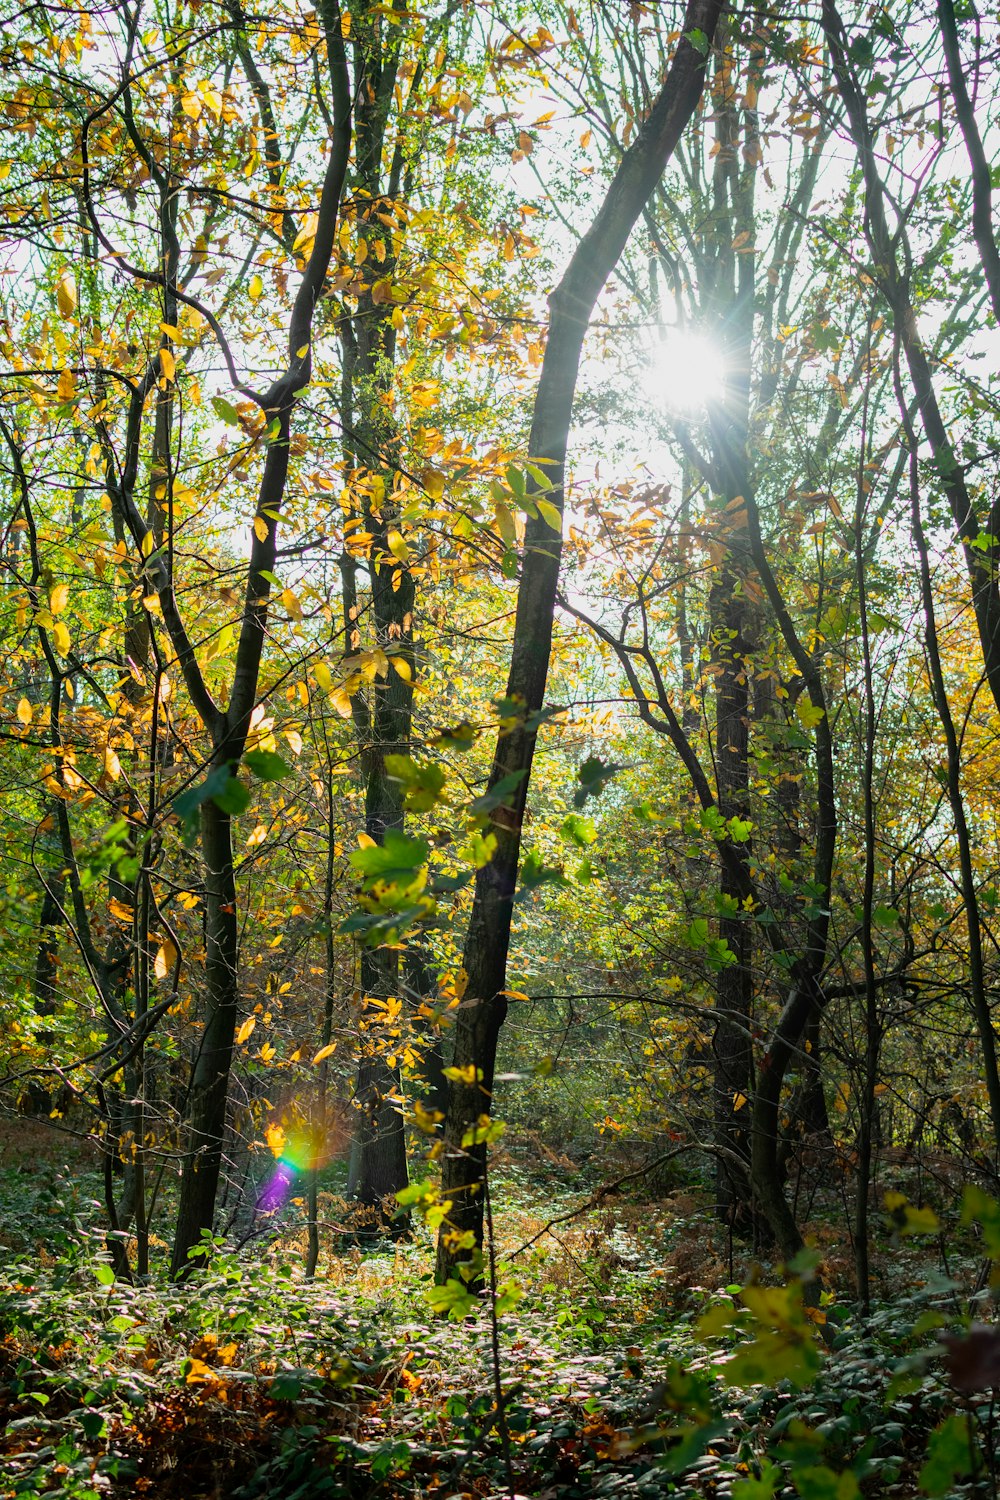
<box><xmin>0</xmin><ymin>1119</ymin><xmax>996</xmax><ymax>1500</ymax></box>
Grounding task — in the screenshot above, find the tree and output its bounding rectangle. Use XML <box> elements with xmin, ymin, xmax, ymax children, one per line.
<box><xmin>434</xmin><ymin>0</ymin><xmax>725</xmax><ymax>1288</ymax></box>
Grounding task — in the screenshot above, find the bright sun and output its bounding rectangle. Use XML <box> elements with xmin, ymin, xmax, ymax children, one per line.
<box><xmin>643</xmin><ymin>330</ymin><xmax>725</xmax><ymax>414</ymax></box>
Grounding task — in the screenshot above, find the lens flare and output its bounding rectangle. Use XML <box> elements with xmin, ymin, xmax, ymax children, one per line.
<box><xmin>255</xmin><ymin>1120</ymin><xmax>332</xmax><ymax>1215</ymax></box>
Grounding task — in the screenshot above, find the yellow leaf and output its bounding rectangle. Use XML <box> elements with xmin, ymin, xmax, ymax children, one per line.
<box><xmin>154</xmin><ymin>939</ymin><xmax>177</xmax><ymax>980</ymax></box>
<box><xmin>56</xmin><ymin>269</ymin><xmax>77</xmax><ymax>318</ymax></box>
<box><xmin>795</xmin><ymin>694</ymin><xmax>825</xmax><ymax>730</ymax></box>
<box><xmin>254</xmin><ymin>516</ymin><xmax>268</xmax><ymax>543</ymax></box>
<box><xmin>49</xmin><ymin>583</ymin><xmax>69</xmax><ymax>613</ymax></box>
<box><xmin>185</xmin><ymin>1358</ymin><xmax>212</xmax><ymax>1384</ymax></box>
<box><xmin>313</xmin><ymin>661</ymin><xmax>333</xmax><ymax>692</ymax></box>
<box><xmin>422</xmin><ymin>467</ymin><xmax>445</xmax><ymax>500</ymax></box>
<box><xmin>159</xmin><ymin>347</ymin><xmax>176</xmax><ymax>383</ymax></box>
<box><xmin>53</xmin><ymin>621</ymin><xmax>70</xmax><ymax>654</ymax></box>
<box><xmin>733</xmin><ymin>1092</ymin><xmax>748</xmax><ymax>1111</ymax></box>
<box><xmin>535</xmin><ymin>498</ymin><xmax>561</xmax><ymax>531</ymax></box>
<box><xmin>109</xmin><ymin>896</ymin><xmax>134</xmax><ymax>923</ymax></box>
<box><xmin>56</xmin><ymin>368</ymin><xmax>76</xmax><ymax>402</ymax></box>
<box><xmin>103</xmin><ymin>744</ymin><xmax>121</xmax><ymax>781</ymax></box>
<box><xmin>181</xmin><ymin>91</ymin><xmax>202</xmax><ymax>119</ymax></box>
<box><xmin>249</xmin><ymin>274</ymin><xmax>263</xmax><ymax>301</ymax></box>
<box><xmin>443</xmin><ymin>1063</ymin><xmax>482</xmax><ymax>1084</ymax></box>
<box><xmin>265</xmin><ymin>1121</ymin><xmax>286</xmax><ymax>1158</ymax></box>
<box><xmin>283</xmin><ymin>728</ymin><xmax>303</xmax><ymax>755</ymax></box>
<box><xmin>387</xmin><ymin>528</ymin><xmax>408</xmax><ymax>561</ymax></box>
<box><xmin>259</xmin><ymin>1040</ymin><xmax>276</xmax><ymax>1062</ymax></box>
<box><xmin>330</xmin><ymin>685</ymin><xmax>354</xmax><ymax>718</ymax></box>
<box><xmin>389</xmin><ymin>655</ymin><xmax>412</xmax><ymax>682</ymax></box>
<box><xmin>236</xmin><ymin>1016</ymin><xmax>256</xmax><ymax>1045</ymax></box>
<box><xmin>16</xmin><ymin>698</ymin><xmax>31</xmax><ymax>726</ymax></box>
<box><xmin>281</xmin><ymin>587</ymin><xmax>303</xmax><ymax>620</ymax></box>
<box><xmin>412</xmin><ymin>1099</ymin><xmax>444</xmax><ymax>1133</ymax></box>
<box><xmin>357</xmin><ymin>831</ymin><xmax>376</xmax><ymax>849</ymax></box>
<box><xmin>312</xmin><ymin>1043</ymin><xmax>336</xmax><ymax>1064</ymax></box>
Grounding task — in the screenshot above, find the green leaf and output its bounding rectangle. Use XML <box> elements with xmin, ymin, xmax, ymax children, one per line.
<box><xmin>385</xmin><ymin>753</ymin><xmax>448</xmax><ymax>811</ymax></box>
<box><xmin>872</xmin><ymin>904</ymin><xmax>900</xmax><ymax>929</ymax></box>
<box><xmin>574</xmin><ymin>755</ymin><xmax>624</xmax><ymax>807</ymax></box>
<box><xmin>919</xmin><ymin>1413</ymin><xmax>973</xmax><ymax>1495</ymax></box>
<box><xmin>433</xmin><ymin>719</ymin><xmax>478</xmax><ymax>750</ymax></box>
<box><xmin>395</xmin><ymin>1179</ymin><xmax>436</xmax><ymax>1208</ymax></box>
<box><xmin>792</xmin><ymin>1466</ymin><xmax>859</xmax><ymax>1500</ymax></box>
<box><xmin>93</xmin><ymin>1264</ymin><xmax>115</xmax><ymax>1286</ymax></box>
<box><xmin>270</xmin><ymin>1370</ymin><xmax>307</xmax><ymax>1401</ymax></box>
<box><xmin>732</xmin><ymin>1460</ymin><xmax>782</xmax><ymax>1499</ymax></box>
<box><xmin>516</xmin><ymin>849</ymin><xmax>569</xmax><ymax>900</ymax></box>
<box><xmin>349</xmin><ymin>828</ymin><xmax>429</xmax><ymax>885</ymax></box>
<box><xmin>684</xmin><ymin>917</ymin><xmax>711</xmax><ymax>949</ymax></box>
<box><xmin>469</xmin><ymin>768</ymin><xmax>527</xmax><ymax>817</ymax></box>
<box><xmin>685</xmin><ymin>26</ymin><xmax>709</xmax><ymax>55</ymax></box>
<box><xmin>961</xmin><ymin>1184</ymin><xmax>1000</xmax><ymax>1257</ymax></box>
<box><xmin>212</xmin><ymin>775</ymin><xmax>251</xmax><ymax>815</ymax></box>
<box><xmin>426</xmin><ymin>1276</ymin><xmax>480</xmax><ymax>1319</ymax></box>
<box><xmin>244</xmin><ymin>749</ymin><xmax>293</xmax><ymax>782</ymax></box>
<box><xmin>79</xmin><ymin>1409</ymin><xmax>106</xmax><ymax>1439</ymax></box>
<box><xmin>211</xmin><ymin>395</ymin><xmax>241</xmax><ymax>425</ymax></box>
<box><xmin>173</xmin><ymin>763</ymin><xmax>246</xmax><ymax>839</ymax></box>
<box><xmin>560</xmin><ymin>812</ymin><xmax>597</xmax><ymax>847</ymax></box>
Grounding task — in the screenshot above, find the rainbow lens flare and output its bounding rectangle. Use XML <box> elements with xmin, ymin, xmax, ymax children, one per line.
<box><xmin>255</xmin><ymin>1121</ymin><xmax>330</xmax><ymax>1215</ymax></box>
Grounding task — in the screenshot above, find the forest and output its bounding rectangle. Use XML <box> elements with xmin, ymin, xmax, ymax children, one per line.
<box><xmin>1</xmin><ymin>0</ymin><xmax>1000</xmax><ymax>1494</ymax></box>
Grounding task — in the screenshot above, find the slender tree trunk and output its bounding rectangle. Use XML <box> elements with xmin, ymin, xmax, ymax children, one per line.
<box><xmin>823</xmin><ymin>0</ymin><xmax>1000</xmax><ymax>722</ymax></box>
<box><xmin>900</xmin><ymin>368</ymin><xmax>1000</xmax><ymax>1169</ymax></box>
<box><xmin>435</xmin><ymin>1</ymin><xmax>724</xmax><ymax>1286</ymax></box>
<box><xmin>703</xmin><ymin>33</ymin><xmax>758</xmax><ymax>1228</ymax></box>
<box><xmin>170</xmin><ymin>797</ymin><xmax>240</xmax><ymax>1274</ymax></box>
<box><xmin>336</xmin><ymin>4</ymin><xmax>425</xmax><ymax>1225</ymax></box>
<box><xmin>168</xmin><ymin>2</ymin><xmax>352</xmax><ymax>1271</ymax></box>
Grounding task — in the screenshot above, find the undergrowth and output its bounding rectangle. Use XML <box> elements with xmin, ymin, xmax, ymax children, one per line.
<box><xmin>0</xmin><ymin>1147</ymin><xmax>998</xmax><ymax>1500</ymax></box>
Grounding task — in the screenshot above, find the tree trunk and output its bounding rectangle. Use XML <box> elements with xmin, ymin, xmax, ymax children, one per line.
<box><xmin>435</xmin><ymin>0</ymin><xmax>724</xmax><ymax>1286</ymax></box>
<box><xmin>170</xmin><ymin>796</ymin><xmax>240</xmax><ymax>1274</ymax></box>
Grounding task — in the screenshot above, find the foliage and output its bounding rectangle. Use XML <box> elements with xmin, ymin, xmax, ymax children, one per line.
<box><xmin>3</xmin><ymin>1166</ymin><xmax>999</xmax><ymax>1498</ymax></box>
<box><xmin>2</xmin><ymin>0</ymin><xmax>1000</xmax><ymax>1494</ymax></box>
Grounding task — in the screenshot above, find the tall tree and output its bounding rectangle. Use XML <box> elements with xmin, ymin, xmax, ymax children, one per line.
<box><xmin>435</xmin><ymin>0</ymin><xmax>725</xmax><ymax>1287</ymax></box>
